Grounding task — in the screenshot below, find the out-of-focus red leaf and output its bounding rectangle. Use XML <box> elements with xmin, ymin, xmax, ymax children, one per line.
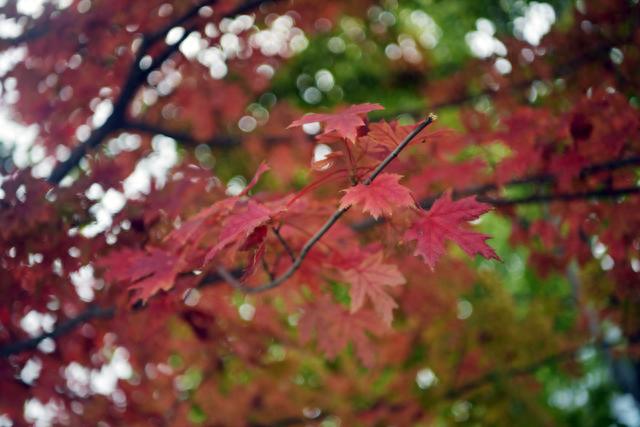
<box><xmin>341</xmin><ymin>251</ymin><xmax>406</xmax><ymax>326</ymax></box>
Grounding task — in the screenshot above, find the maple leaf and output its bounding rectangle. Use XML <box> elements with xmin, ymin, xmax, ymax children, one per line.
<box><xmin>204</xmin><ymin>200</ymin><xmax>273</xmax><ymax>263</ymax></box>
<box><xmin>98</xmin><ymin>247</ymin><xmax>183</xmax><ymax>304</ymax></box>
<box><xmin>287</xmin><ymin>103</ymin><xmax>384</xmax><ymax>143</ymax></box>
<box><xmin>341</xmin><ymin>252</ymin><xmax>406</xmax><ymax>326</ymax></box>
<box><xmin>299</xmin><ymin>296</ymin><xmax>386</xmax><ymax>367</ymax></box>
<box><xmin>363</xmin><ymin>120</ymin><xmax>412</xmax><ymax>148</ymax></box>
<box><xmin>404</xmin><ymin>190</ymin><xmax>500</xmax><ymax>269</ymax></box>
<box><xmin>164</xmin><ymin>197</ymin><xmax>238</xmax><ymax>248</ymax></box>
<box><xmin>166</xmin><ymin>163</ymin><xmax>271</xmax><ymax>248</ymax></box>
<box><xmin>339</xmin><ymin>173</ymin><xmax>415</xmax><ymax>219</ymax></box>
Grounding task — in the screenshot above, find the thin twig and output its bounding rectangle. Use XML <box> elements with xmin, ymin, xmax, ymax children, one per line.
<box><xmin>364</xmin><ymin>113</ymin><xmax>437</xmax><ymax>184</ymax></box>
<box><xmin>123</xmin><ymin>120</ymin><xmax>239</xmax><ymax>147</ymax></box>
<box><xmin>352</xmin><ymin>155</ymin><xmax>640</xmax><ymax>231</ymax></box>
<box><xmin>272</xmin><ymin>227</ymin><xmax>296</xmax><ymax>262</ymax></box>
<box><xmin>216</xmin><ymin>115</ymin><xmax>437</xmax><ymax>293</ymax></box>
<box><xmin>479</xmin><ymin>186</ymin><xmax>640</xmax><ymax>206</ymax></box>
<box><xmin>261</xmin><ymin>258</ymin><xmax>276</xmax><ymax>281</ymax></box>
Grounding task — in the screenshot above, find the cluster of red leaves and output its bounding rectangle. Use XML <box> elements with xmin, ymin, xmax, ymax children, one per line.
<box><xmin>97</xmin><ymin>104</ymin><xmax>498</xmax><ymax>354</ymax></box>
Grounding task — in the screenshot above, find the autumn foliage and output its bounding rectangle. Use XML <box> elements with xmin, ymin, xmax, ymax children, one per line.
<box><xmin>1</xmin><ymin>0</ymin><xmax>640</xmax><ymax>426</ymax></box>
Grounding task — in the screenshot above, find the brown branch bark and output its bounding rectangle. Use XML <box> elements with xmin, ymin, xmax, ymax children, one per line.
<box><xmin>272</xmin><ymin>227</ymin><xmax>296</xmax><ymax>262</ymax></box>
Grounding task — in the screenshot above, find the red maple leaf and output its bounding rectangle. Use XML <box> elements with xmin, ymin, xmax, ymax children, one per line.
<box><xmin>339</xmin><ymin>173</ymin><xmax>415</xmax><ymax>219</ymax></box>
<box><xmin>204</xmin><ymin>200</ymin><xmax>273</xmax><ymax>263</ymax></box>
<box><xmin>164</xmin><ymin>197</ymin><xmax>238</xmax><ymax>248</ymax></box>
<box><xmin>98</xmin><ymin>247</ymin><xmax>184</xmax><ymax>304</ymax></box>
<box><xmin>298</xmin><ymin>296</ymin><xmax>386</xmax><ymax>367</ymax></box>
<box><xmin>363</xmin><ymin>120</ymin><xmax>412</xmax><ymax>148</ymax></box>
<box><xmin>287</xmin><ymin>103</ymin><xmax>384</xmax><ymax>143</ymax></box>
<box><xmin>404</xmin><ymin>190</ymin><xmax>500</xmax><ymax>269</ymax></box>
<box><xmin>164</xmin><ymin>163</ymin><xmax>271</xmax><ymax>249</ymax></box>
<box><xmin>341</xmin><ymin>252</ymin><xmax>406</xmax><ymax>326</ymax></box>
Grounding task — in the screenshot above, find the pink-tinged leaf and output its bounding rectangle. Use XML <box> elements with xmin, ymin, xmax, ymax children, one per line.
<box><xmin>363</xmin><ymin>120</ymin><xmax>413</xmax><ymax>148</ymax></box>
<box><xmin>404</xmin><ymin>190</ymin><xmax>500</xmax><ymax>269</ymax></box>
<box><xmin>299</xmin><ymin>296</ymin><xmax>386</xmax><ymax>367</ymax></box>
<box><xmin>164</xmin><ymin>197</ymin><xmax>238</xmax><ymax>247</ymax></box>
<box><xmin>341</xmin><ymin>252</ymin><xmax>406</xmax><ymax>326</ymax></box>
<box><xmin>204</xmin><ymin>200</ymin><xmax>272</xmax><ymax>263</ymax></box>
<box><xmin>239</xmin><ymin>161</ymin><xmax>270</xmax><ymax>197</ymax></box>
<box><xmin>287</xmin><ymin>103</ymin><xmax>384</xmax><ymax>143</ymax></box>
<box><xmin>363</xmin><ymin>121</ymin><xmax>433</xmax><ymax>160</ymax></box>
<box><xmin>98</xmin><ymin>247</ymin><xmax>183</xmax><ymax>304</ymax></box>
<box><xmin>339</xmin><ymin>173</ymin><xmax>415</xmax><ymax>219</ymax></box>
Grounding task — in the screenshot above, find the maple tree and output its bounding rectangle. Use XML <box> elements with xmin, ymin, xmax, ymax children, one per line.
<box><xmin>1</xmin><ymin>0</ymin><xmax>640</xmax><ymax>426</ymax></box>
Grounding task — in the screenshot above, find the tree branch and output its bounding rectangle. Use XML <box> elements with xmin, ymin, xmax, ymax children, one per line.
<box><xmin>352</xmin><ymin>155</ymin><xmax>640</xmax><ymax>231</ymax></box>
<box><xmin>215</xmin><ymin>114</ymin><xmax>437</xmax><ymax>293</ymax></box>
<box><xmin>445</xmin><ymin>333</ymin><xmax>640</xmax><ymax>399</ymax></box>
<box><xmin>0</xmin><ymin>305</ymin><xmax>115</xmax><ymax>358</ymax></box>
<box><xmin>123</xmin><ymin>120</ymin><xmax>239</xmax><ymax>147</ymax></box>
<box><xmin>272</xmin><ymin>227</ymin><xmax>296</xmax><ymax>262</ymax></box>
<box><xmin>0</xmin><ymin>24</ymin><xmax>50</xmax><ymax>47</ymax></box>
<box><xmin>47</xmin><ymin>0</ymin><xmax>281</xmax><ymax>184</ymax></box>
<box><xmin>142</xmin><ymin>0</ymin><xmax>216</xmax><ymax>49</ymax></box>
<box><xmin>123</xmin><ymin>119</ymin><xmax>291</xmax><ymax>147</ymax></box>
<box><xmin>480</xmin><ymin>186</ymin><xmax>640</xmax><ymax>206</ymax></box>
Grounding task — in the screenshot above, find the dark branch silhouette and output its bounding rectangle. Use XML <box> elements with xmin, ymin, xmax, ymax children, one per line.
<box><xmin>446</xmin><ymin>332</ymin><xmax>640</xmax><ymax>400</ymax></box>
<box><xmin>480</xmin><ymin>186</ymin><xmax>640</xmax><ymax>206</ymax></box>
<box><xmin>0</xmin><ymin>24</ymin><xmax>50</xmax><ymax>47</ymax></box>
<box><xmin>0</xmin><ymin>305</ymin><xmax>115</xmax><ymax>358</ymax></box>
<box><xmin>47</xmin><ymin>0</ymin><xmax>281</xmax><ymax>184</ymax></box>
<box><xmin>352</xmin><ymin>155</ymin><xmax>640</xmax><ymax>231</ymax></box>
<box><xmin>123</xmin><ymin>120</ymin><xmax>240</xmax><ymax>148</ymax></box>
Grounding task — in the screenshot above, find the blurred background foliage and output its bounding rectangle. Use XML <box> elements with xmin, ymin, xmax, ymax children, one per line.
<box><xmin>270</xmin><ymin>0</ymin><xmax>573</xmax><ymax>116</ymax></box>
